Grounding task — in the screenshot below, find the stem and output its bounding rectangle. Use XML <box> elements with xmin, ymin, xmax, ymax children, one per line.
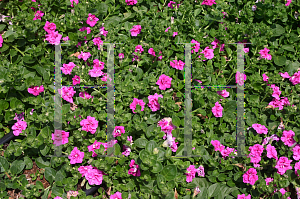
<box><xmin>12</xmin><ymin>46</ymin><xmax>25</xmax><ymax>56</ymax></box>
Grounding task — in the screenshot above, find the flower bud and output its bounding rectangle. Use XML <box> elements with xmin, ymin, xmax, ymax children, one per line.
<box><xmin>252</xmin><ymin>5</ymin><xmax>257</xmax><ymax>11</ymax></box>
<box><xmin>153</xmin><ymin>148</ymin><xmax>159</xmax><ymax>154</ymax></box>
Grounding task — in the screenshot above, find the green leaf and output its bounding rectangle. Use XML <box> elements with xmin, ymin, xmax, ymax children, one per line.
<box><xmin>172</xmin><ymin>116</ymin><xmax>181</xmax><ymax>127</ymax></box>
<box><xmin>135</xmin><ymin>138</ymin><xmax>148</xmax><ymax>148</ymax></box>
<box><xmin>146</xmin><ymin>140</ymin><xmax>158</xmax><ymax>154</ymax></box>
<box><xmin>10</xmin><ymin>98</ymin><xmax>24</xmax><ymax>109</ymax></box>
<box><xmin>24</xmin><ymin>157</ymin><xmax>33</xmax><ymax>170</ymax></box>
<box><xmin>0</xmin><ymin>24</ymin><xmax>6</xmax><ymax>32</ymax></box>
<box><xmin>272</xmin><ymin>24</ymin><xmax>285</xmax><ymax>37</ymax></box>
<box><xmin>0</xmin><ymin>44</ymin><xmax>9</xmax><ymax>53</ymax></box>
<box><xmin>274</xmin><ymin>55</ymin><xmax>286</xmax><ymax>66</ymax></box>
<box><xmin>62</xmin><ymin>104</ymin><xmax>70</xmax><ymax>115</ymax></box>
<box><xmin>136</xmin><ymin>67</ymin><xmax>144</xmax><ymax>81</ymax></box>
<box><xmin>36</xmin><ymin>180</ymin><xmax>44</xmax><ymax>189</ymax></box>
<box><xmin>208</xmin><ymin>183</ymin><xmax>221</xmax><ymax>197</ymax></box>
<box><xmin>10</xmin><ymin>160</ymin><xmax>25</xmax><ymax>175</ymax></box>
<box><xmin>23</xmin><ymin>55</ymin><xmax>35</xmax><ymax>64</ymax></box>
<box><xmin>161</xmin><ymin>165</ymin><xmax>177</xmax><ymax>181</ymax></box>
<box><xmin>35</xmin><ymin>157</ymin><xmax>50</xmax><ymax>169</ymax></box>
<box><xmin>194</xmin><ymin>9</ymin><xmax>201</xmax><ymax>17</ymax></box>
<box><xmin>2</xmin><ymin>30</ymin><xmax>17</xmax><ymax>39</ymax></box>
<box><xmin>140</xmin><ymin>149</ymin><xmax>150</xmax><ymax>164</ymax></box>
<box><xmin>156</xmin><ymin>174</ymin><xmax>166</xmax><ymax>189</ymax></box>
<box><xmin>282</xmin><ymin>45</ymin><xmax>295</xmax><ymax>52</ymax></box>
<box><xmin>0</xmin><ymin>100</ymin><xmax>9</xmax><ymax>113</ymax></box>
<box><xmin>0</xmin><ymin>182</ymin><xmax>6</xmax><ymax>192</ymax></box>
<box><xmin>98</xmin><ymin>2</ymin><xmax>108</xmax><ymax>14</ymax></box>
<box><xmin>217</xmin><ymin>173</ymin><xmax>227</xmax><ymax>181</ymax></box>
<box><xmin>44</xmin><ymin>167</ymin><xmax>56</xmax><ymax>184</ymax></box>
<box><xmin>40</xmin><ymin>145</ymin><xmax>50</xmax><ymax>156</ymax></box>
<box><xmin>36</xmin><ymin>66</ymin><xmax>50</xmax><ymax>82</ymax></box>
<box><xmin>0</xmin><ymin>156</ymin><xmax>9</xmax><ymax>172</ymax></box>
<box><xmin>151</xmin><ymin>161</ymin><xmax>163</xmax><ymax>173</ymax></box>
<box><xmin>284</xmin><ymin>61</ymin><xmax>300</xmax><ymax>74</ymax></box>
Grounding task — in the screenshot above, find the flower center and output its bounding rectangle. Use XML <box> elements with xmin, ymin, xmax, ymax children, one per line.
<box><xmin>75</xmin><ymin>154</ymin><xmax>78</xmax><ymax>157</ymax></box>
<box><xmin>89</xmin><ymin>17</ymin><xmax>93</xmax><ymax>21</ymax></box>
<box><xmin>93</xmin><ymin>144</ymin><xmax>96</xmax><ymax>149</ymax></box>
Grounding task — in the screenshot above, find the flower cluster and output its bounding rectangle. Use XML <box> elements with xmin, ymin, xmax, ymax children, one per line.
<box><xmin>211</xmin><ymin>140</ymin><xmax>237</xmax><ymax>160</ymax></box>
<box><xmin>185</xmin><ymin>165</ymin><xmax>205</xmax><ymax>183</ymax></box>
<box><xmin>43</xmin><ymin>21</ymin><xmax>62</xmax><ymax>45</ymax></box>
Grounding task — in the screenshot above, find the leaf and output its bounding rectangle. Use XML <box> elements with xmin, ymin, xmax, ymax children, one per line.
<box><xmin>23</xmin><ymin>157</ymin><xmax>33</xmax><ymax>170</ymax></box>
<box><xmin>62</xmin><ymin>104</ymin><xmax>70</xmax><ymax>115</ymax></box>
<box><xmin>0</xmin><ymin>24</ymin><xmax>6</xmax><ymax>32</ymax></box>
<box><xmin>161</xmin><ymin>165</ymin><xmax>177</xmax><ymax>181</ymax></box>
<box><xmin>0</xmin><ymin>156</ymin><xmax>9</xmax><ymax>172</ymax></box>
<box><xmin>98</xmin><ymin>2</ymin><xmax>108</xmax><ymax>14</ymax></box>
<box><xmin>10</xmin><ymin>160</ymin><xmax>25</xmax><ymax>175</ymax></box>
<box><xmin>284</xmin><ymin>61</ymin><xmax>300</xmax><ymax>74</ymax></box>
<box><xmin>0</xmin><ymin>44</ymin><xmax>9</xmax><ymax>53</ymax></box>
<box><xmin>0</xmin><ymin>99</ymin><xmax>9</xmax><ymax>113</ymax></box>
<box><xmin>36</xmin><ymin>66</ymin><xmax>50</xmax><ymax>82</ymax></box>
<box><xmin>136</xmin><ymin>67</ymin><xmax>143</xmax><ymax>81</ymax></box>
<box><xmin>23</xmin><ymin>55</ymin><xmax>35</xmax><ymax>64</ymax></box>
<box><xmin>282</xmin><ymin>45</ymin><xmax>295</xmax><ymax>52</ymax></box>
<box><xmin>35</xmin><ymin>157</ymin><xmax>50</xmax><ymax>169</ymax></box>
<box><xmin>36</xmin><ymin>180</ymin><xmax>44</xmax><ymax>190</ymax></box>
<box><xmin>172</xmin><ymin>116</ymin><xmax>181</xmax><ymax>127</ymax></box>
<box><xmin>44</xmin><ymin>167</ymin><xmax>56</xmax><ymax>184</ymax></box>
<box><xmin>40</xmin><ymin>144</ymin><xmax>50</xmax><ymax>156</ymax></box>
<box><xmin>272</xmin><ymin>24</ymin><xmax>285</xmax><ymax>37</ymax></box>
<box><xmin>135</xmin><ymin>138</ymin><xmax>148</xmax><ymax>148</ymax></box>
<box><xmin>146</xmin><ymin>140</ymin><xmax>158</xmax><ymax>154</ymax></box>
<box><xmin>139</xmin><ymin>149</ymin><xmax>150</xmax><ymax>164</ymax></box>
<box><xmin>274</xmin><ymin>55</ymin><xmax>286</xmax><ymax>66</ymax></box>
<box><xmin>208</xmin><ymin>183</ymin><xmax>221</xmax><ymax>197</ymax></box>
<box><xmin>151</xmin><ymin>161</ymin><xmax>163</xmax><ymax>173</ymax></box>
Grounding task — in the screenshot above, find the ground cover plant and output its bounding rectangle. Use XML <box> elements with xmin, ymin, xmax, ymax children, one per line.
<box><xmin>0</xmin><ymin>0</ymin><xmax>300</xmax><ymax>198</ymax></box>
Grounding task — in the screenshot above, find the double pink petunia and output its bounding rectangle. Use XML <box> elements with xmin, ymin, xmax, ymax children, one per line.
<box><xmin>201</xmin><ymin>0</ymin><xmax>216</xmax><ymax>6</ymax></box>
<box><xmin>130</xmin><ymin>98</ymin><xmax>145</xmax><ymax>114</ymax></box>
<box><xmin>51</xmin><ymin>130</ymin><xmax>69</xmax><ymax>146</ymax></box>
<box><xmin>28</xmin><ymin>85</ymin><xmax>44</xmax><ymax>96</ymax></box>
<box><xmin>252</xmin><ymin>123</ymin><xmax>268</xmax><ymax>135</ymax></box>
<box><xmin>86</xmin><ymin>13</ymin><xmax>99</xmax><ymax>27</ymax></box>
<box><xmin>87</xmin><ymin>140</ymin><xmax>102</xmax><ymax>157</ymax></box>
<box><xmin>275</xmin><ymin>157</ymin><xmax>293</xmax><ymax>175</ymax></box>
<box><xmin>148</xmin><ymin>93</ymin><xmax>163</xmax><ymax>112</ymax></box>
<box><xmin>61</xmin><ymin>62</ymin><xmax>76</xmax><ymax>75</ymax></box>
<box><xmin>58</xmin><ymin>86</ymin><xmax>76</xmax><ymax>103</ymax></box>
<box><xmin>72</xmin><ymin>75</ymin><xmax>80</xmax><ymax>85</ymax></box>
<box><xmin>130</xmin><ymin>25</ymin><xmax>142</xmax><ymax>36</ymax></box>
<box><xmin>112</xmin><ymin>126</ymin><xmax>125</xmax><ymax>137</ymax></box>
<box><xmin>125</xmin><ymin>0</ymin><xmax>137</xmax><ymax>5</ymax></box>
<box><xmin>236</xmin><ymin>71</ymin><xmax>247</xmax><ymax>86</ymax></box>
<box><xmin>80</xmin><ymin>116</ymin><xmax>99</xmax><ymax>134</ymax></box>
<box><xmin>170</xmin><ymin>60</ymin><xmax>185</xmax><ymax>70</ymax></box>
<box><xmin>68</xmin><ymin>147</ymin><xmax>84</xmax><ymax>164</ymax></box>
<box><xmin>156</xmin><ymin>74</ymin><xmax>172</xmax><ymax>90</ymax></box>
<box><xmin>33</xmin><ymin>10</ymin><xmax>44</xmax><ymax>21</ymax></box>
<box><xmin>128</xmin><ymin>159</ymin><xmax>141</xmax><ymax>176</ymax></box>
<box><xmin>281</xmin><ymin>130</ymin><xmax>296</xmax><ymax>147</ymax></box>
<box><xmin>243</xmin><ymin>168</ymin><xmax>259</xmax><ymax>185</ymax></box>
<box><xmin>212</xmin><ymin>101</ymin><xmax>223</xmax><ymax>117</ymax></box>
<box><xmin>12</xmin><ymin>120</ymin><xmax>27</xmax><ymax>136</ymax></box>
<box><xmin>259</xmin><ymin>48</ymin><xmax>272</xmax><ymax>60</ymax></box>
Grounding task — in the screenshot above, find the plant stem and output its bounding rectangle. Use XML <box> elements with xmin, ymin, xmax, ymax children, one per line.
<box><xmin>12</xmin><ymin>46</ymin><xmax>25</xmax><ymax>56</ymax></box>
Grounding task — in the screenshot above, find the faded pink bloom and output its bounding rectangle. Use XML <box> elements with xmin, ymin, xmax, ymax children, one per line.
<box><xmin>86</xmin><ymin>13</ymin><xmax>99</xmax><ymax>27</ymax></box>
<box><xmin>72</xmin><ymin>75</ymin><xmax>80</xmax><ymax>85</ymax></box>
<box><xmin>112</xmin><ymin>126</ymin><xmax>125</xmax><ymax>137</ymax></box>
<box><xmin>58</xmin><ymin>86</ymin><xmax>76</xmax><ymax>103</ymax></box>
<box><xmin>130</xmin><ymin>98</ymin><xmax>145</xmax><ymax>114</ymax></box>
<box><xmin>67</xmin><ymin>190</ymin><xmax>79</xmax><ymax>199</ymax></box>
<box><xmin>281</xmin><ymin>130</ymin><xmax>296</xmax><ymax>147</ymax></box>
<box><xmin>201</xmin><ymin>0</ymin><xmax>216</xmax><ymax>6</ymax></box>
<box><xmin>61</xmin><ymin>62</ymin><xmax>76</xmax><ymax>75</ymax></box>
<box><xmin>217</xmin><ymin>89</ymin><xmax>229</xmax><ymax>98</ymax></box>
<box><xmin>130</xmin><ymin>25</ymin><xmax>142</xmax><ymax>36</ymax></box>
<box><xmin>148</xmin><ymin>93</ymin><xmax>163</xmax><ymax>112</ymax></box>
<box><xmin>80</xmin><ymin>116</ymin><xmax>99</xmax><ymax>134</ymax></box>
<box><xmin>28</xmin><ymin>85</ymin><xmax>44</xmax><ymax>96</ymax></box>
<box><xmin>236</xmin><ymin>71</ymin><xmax>247</xmax><ymax>86</ymax></box>
<box><xmin>170</xmin><ymin>60</ymin><xmax>185</xmax><ymax>70</ymax></box>
<box><xmin>13</xmin><ymin>112</ymin><xmax>25</xmax><ymax>122</ymax></box>
<box><xmin>99</xmin><ymin>26</ymin><xmax>108</xmax><ymax>37</ymax></box>
<box><xmin>68</xmin><ymin>147</ymin><xmax>84</xmax><ymax>164</ymax></box>
<box><xmin>165</xmin><ymin>27</ymin><xmax>171</xmax><ymax>32</ymax></box>
<box><xmin>156</xmin><ymin>74</ymin><xmax>172</xmax><ymax>90</ymax></box>
<box><xmin>12</xmin><ymin>120</ymin><xmax>27</xmax><ymax>136</ymax></box>
<box><xmin>63</xmin><ymin>36</ymin><xmax>70</xmax><ymax>41</ymax></box>
<box><xmin>125</xmin><ymin>0</ymin><xmax>137</xmax><ymax>5</ymax></box>
<box><xmin>263</xmin><ymin>73</ymin><xmax>269</xmax><ymax>82</ymax></box>
<box><xmin>148</xmin><ymin>48</ymin><xmax>156</xmax><ymax>56</ymax></box>
<box><xmin>252</xmin><ymin>124</ymin><xmax>268</xmax><ymax>135</ymax></box>
<box><xmin>70</xmin><ymin>0</ymin><xmax>79</xmax><ymax>7</ymax></box>
<box><xmin>43</xmin><ymin>21</ymin><xmax>56</xmax><ymax>33</ymax></box>
<box><xmin>33</xmin><ymin>10</ymin><xmax>44</xmax><ymax>20</ymax></box>
<box><xmin>243</xmin><ymin>168</ymin><xmax>258</xmax><ymax>185</ymax></box>
<box><xmin>78</xmin><ymin>51</ymin><xmax>91</xmax><ymax>61</ymax></box>
<box><xmin>173</xmin><ymin>32</ymin><xmax>178</xmax><ymax>37</ymax></box>
<box><xmin>30</xmin><ymin>109</ymin><xmax>34</xmax><ymax>115</ymax></box>
<box><xmin>279</xmin><ymin>72</ymin><xmax>290</xmax><ymax>78</ymax></box>
<box><xmin>212</xmin><ymin>101</ymin><xmax>223</xmax><ymax>117</ymax></box>
<box><xmin>79</xmin><ymin>91</ymin><xmax>93</xmax><ymax>100</ymax></box>
<box><xmin>52</xmin><ymin>130</ymin><xmax>69</xmax><ymax>146</ymax></box>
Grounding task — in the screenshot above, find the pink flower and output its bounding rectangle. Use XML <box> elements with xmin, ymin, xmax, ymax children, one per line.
<box><xmin>236</xmin><ymin>71</ymin><xmax>247</xmax><ymax>86</ymax></box>
<box><xmin>72</xmin><ymin>75</ymin><xmax>80</xmax><ymax>85</ymax></box>
<box><xmin>51</xmin><ymin>130</ymin><xmax>69</xmax><ymax>146</ymax></box>
<box><xmin>191</xmin><ymin>39</ymin><xmax>200</xmax><ymax>54</ymax></box>
<box><xmin>67</xmin><ymin>190</ymin><xmax>79</xmax><ymax>199</ymax></box>
<box><xmin>93</xmin><ymin>60</ymin><xmax>105</xmax><ymax>69</ymax></box>
<box><xmin>87</xmin><ymin>140</ymin><xmax>102</xmax><ymax>157</ymax></box>
<box><xmin>217</xmin><ymin>89</ymin><xmax>229</xmax><ymax>98</ymax></box>
<box><xmin>148</xmin><ymin>48</ymin><xmax>156</xmax><ymax>56</ymax></box>
<box><xmin>212</xmin><ymin>101</ymin><xmax>223</xmax><ymax>117</ymax></box>
<box><xmin>112</xmin><ymin>126</ymin><xmax>125</xmax><ymax>137</ymax></box>
<box><xmin>265</xmin><ymin>177</ymin><xmax>273</xmax><ymax>185</ymax></box>
<box><xmin>252</xmin><ymin>124</ymin><xmax>268</xmax><ymax>135</ymax></box>
<box><xmin>285</xmin><ymin>0</ymin><xmax>292</xmax><ymax>6</ymax></box>
<box><xmin>0</xmin><ymin>35</ymin><xmax>3</xmax><ymax>48</ymax></box>
<box><xmin>130</xmin><ymin>25</ymin><xmax>142</xmax><ymax>36</ymax></box>
<box><xmin>127</xmin><ymin>136</ymin><xmax>133</xmax><ymax>145</ymax></box>
<box><xmin>185</xmin><ymin>165</ymin><xmax>198</xmax><ymax>183</ymax></box>
<box><xmin>85</xmin><ymin>168</ymin><xmax>105</xmax><ymax>185</ymax></box>
<box><xmin>243</xmin><ymin>168</ymin><xmax>259</xmax><ymax>185</ymax></box>
<box><xmin>89</xmin><ymin>66</ymin><xmax>104</xmax><ymax>78</ymax></box>
<box><xmin>266</xmin><ymin>144</ymin><xmax>278</xmax><ymax>160</ymax></box>
<box><xmin>80</xmin><ymin>116</ymin><xmax>99</xmax><ymax>134</ymax></box>
<box><xmin>45</xmin><ymin>31</ymin><xmax>62</xmax><ymax>45</ymax></box>
<box><xmin>99</xmin><ymin>26</ymin><xmax>108</xmax><ymax>37</ymax></box>
<box><xmin>165</xmin><ymin>27</ymin><xmax>171</xmax><ymax>32</ymax></box>
<box><xmin>279</xmin><ymin>188</ymin><xmax>286</xmax><ymax>196</ymax></box>
<box><xmin>33</xmin><ymin>10</ymin><xmax>44</xmax><ymax>20</ymax></box>
<box><xmin>30</xmin><ymin>109</ymin><xmax>34</xmax><ymax>115</ymax></box>
<box><xmin>58</xmin><ymin>86</ymin><xmax>76</xmax><ymax>103</ymax></box>
<box><xmin>220</xmin><ymin>147</ymin><xmax>235</xmax><ymax>158</ymax></box>
<box><xmin>130</xmin><ymin>98</ymin><xmax>145</xmax><ymax>114</ymax></box>
<box><xmin>110</xmin><ymin>191</ymin><xmax>123</xmax><ymax>199</ymax></box>
<box><xmin>122</xmin><ymin>145</ymin><xmax>131</xmax><ymax>156</ymax></box>
<box><xmin>170</xmin><ymin>60</ymin><xmax>185</xmax><ymax>70</ymax></box>
<box><xmin>199</xmin><ymin>46</ymin><xmax>214</xmax><ymax>60</ymax></box>
<box><xmin>293</xmin><ymin>144</ymin><xmax>300</xmax><ymax>161</ymax></box>
<box><xmin>259</xmin><ymin>48</ymin><xmax>272</xmax><ymax>60</ymax></box>
<box><xmin>211</xmin><ymin>140</ymin><xmax>225</xmax><ymax>152</ymax></box>
<box><xmin>68</xmin><ymin>147</ymin><xmax>84</xmax><ymax>164</ymax></box>
<box><xmin>86</xmin><ymin>13</ymin><xmax>99</xmax><ymax>27</ymax></box>
<box><xmin>148</xmin><ymin>93</ymin><xmax>163</xmax><ymax>112</ymax></box>
<box><xmin>168</xmin><ymin>1</ymin><xmax>179</xmax><ymax>9</ymax></box>
<box><xmin>78</xmin><ymin>165</ymin><xmax>93</xmax><ymax>177</ymax></box>
<box><xmin>201</xmin><ymin>0</ymin><xmax>216</xmax><ymax>6</ymax></box>
<box><xmin>237</xmin><ymin>194</ymin><xmax>251</xmax><ymax>199</ymax></box>
<box><xmin>281</xmin><ymin>130</ymin><xmax>296</xmax><ymax>147</ymax></box>
<box><xmin>289</xmin><ymin>71</ymin><xmax>300</xmax><ymax>85</ymax></box>
<box><xmin>173</xmin><ymin>32</ymin><xmax>178</xmax><ymax>37</ymax></box>
<box><xmin>262</xmin><ymin>73</ymin><xmax>269</xmax><ymax>82</ymax></box>
<box><xmin>70</xmin><ymin>0</ymin><xmax>79</xmax><ymax>7</ymax></box>
<box><xmin>63</xmin><ymin>36</ymin><xmax>70</xmax><ymax>41</ymax></box>
<box><xmin>79</xmin><ymin>26</ymin><xmax>91</xmax><ymax>34</ymax></box>
<box><xmin>119</xmin><ymin>53</ymin><xmax>124</xmax><ymax>59</ymax></box>
<box><xmin>101</xmin><ymin>73</ymin><xmax>112</xmax><ymax>82</ymax></box>
<box><xmin>156</xmin><ymin>74</ymin><xmax>172</xmax><ymax>90</ymax></box>
<box><xmin>54</xmin><ymin>197</ymin><xmax>63</xmax><ymax>199</ymax></box>
<box><xmin>294</xmin><ymin>161</ymin><xmax>300</xmax><ymax>176</ymax></box>
<box><xmin>28</xmin><ymin>85</ymin><xmax>44</xmax><ymax>96</ymax></box>
<box><xmin>43</xmin><ymin>21</ymin><xmax>56</xmax><ymax>33</ymax></box>
<box><xmin>14</xmin><ymin>112</ymin><xmax>24</xmax><ymax>122</ymax></box>
<box><xmin>279</xmin><ymin>72</ymin><xmax>290</xmax><ymax>78</ymax></box>
<box><xmin>275</xmin><ymin>157</ymin><xmax>293</xmax><ymax>175</ymax></box>
<box><xmin>125</xmin><ymin>0</ymin><xmax>137</xmax><ymax>5</ymax></box>
<box><xmin>78</xmin><ymin>51</ymin><xmax>91</xmax><ymax>61</ymax></box>
<box><xmin>135</xmin><ymin>45</ymin><xmax>144</xmax><ymax>53</ymax></box>
<box><xmin>270</xmin><ymin>84</ymin><xmax>281</xmax><ymax>100</ymax></box>
<box><xmin>93</xmin><ymin>37</ymin><xmax>103</xmax><ymax>50</ymax></box>
<box><xmin>79</xmin><ymin>91</ymin><xmax>93</xmax><ymax>100</ymax></box>
<box><xmin>12</xmin><ymin>120</ymin><xmax>27</xmax><ymax>136</ymax></box>
<box><xmin>128</xmin><ymin>159</ymin><xmax>141</xmax><ymax>176</ymax></box>
<box><xmin>61</xmin><ymin>62</ymin><xmax>76</xmax><ymax>75</ymax></box>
